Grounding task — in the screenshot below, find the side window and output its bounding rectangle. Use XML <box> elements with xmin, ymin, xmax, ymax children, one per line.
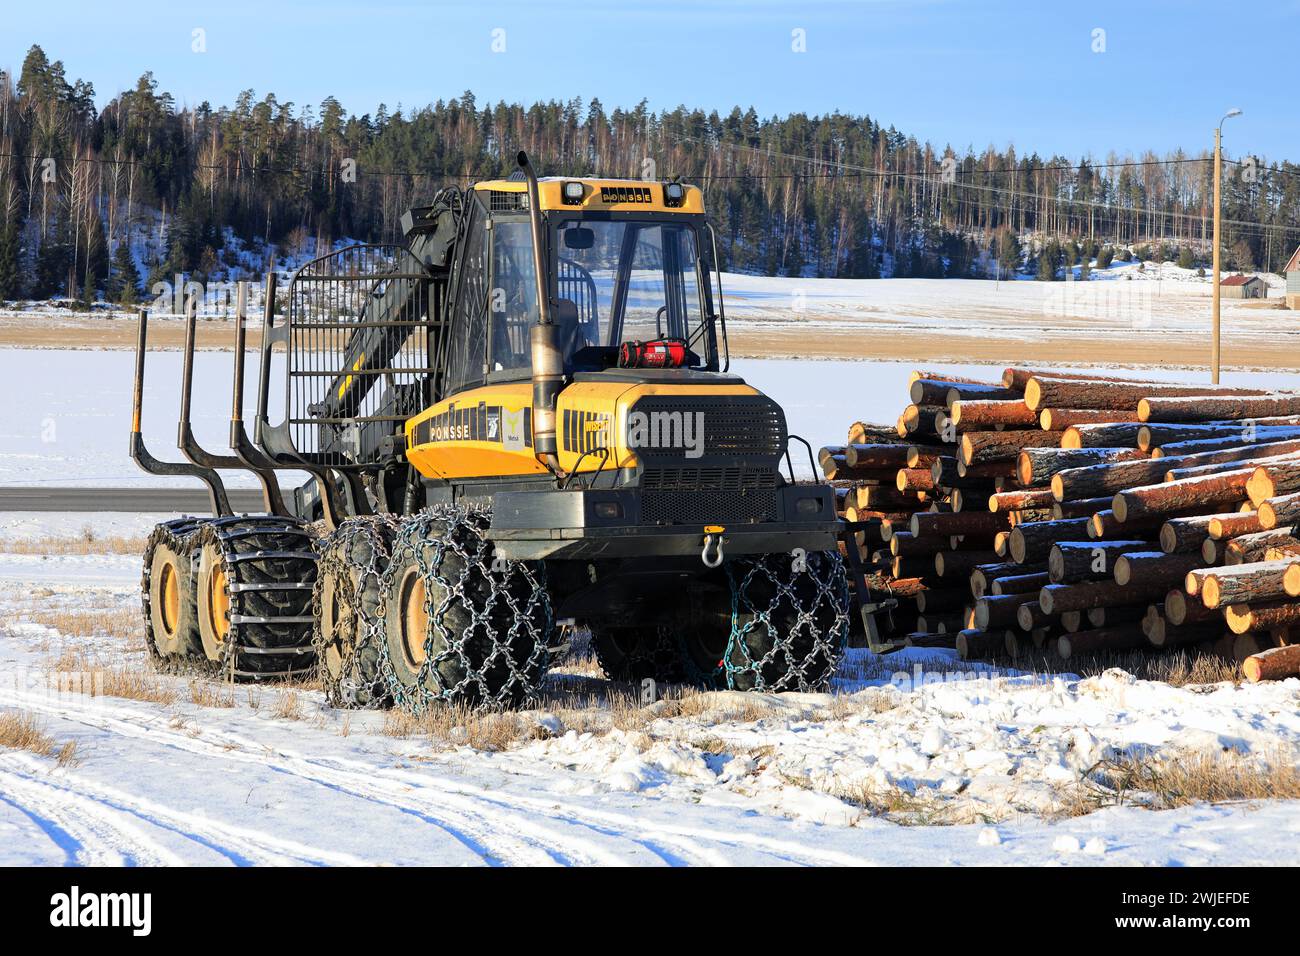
<box><xmin>489</xmin><ymin>220</ymin><xmax>537</xmax><ymax>376</ymax></box>
<box><xmin>443</xmin><ymin>202</ymin><xmax>489</xmax><ymax>394</ymax></box>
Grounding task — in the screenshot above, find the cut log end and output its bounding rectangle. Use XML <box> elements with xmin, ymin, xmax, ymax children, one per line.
<box><xmin>1114</xmin><ymin>556</ymin><xmax>1132</xmax><ymax>587</ymax></box>
<box><xmin>1242</xmin><ymin>644</ymin><xmax>1300</xmax><ymax>682</ymax></box>
<box><xmin>1024</xmin><ymin>378</ymin><xmax>1043</xmax><ymax>411</ymax></box>
<box><xmin>1196</xmin><ymin>574</ymin><xmax>1216</xmax><ymax>606</ymax></box>
<box><xmin>1158</xmin><ymin>523</ymin><xmax>1178</xmax><ymax>554</ymax></box>
<box><xmin>1285</xmin><ymin>562</ymin><xmax>1300</xmax><ymax>598</ymax></box>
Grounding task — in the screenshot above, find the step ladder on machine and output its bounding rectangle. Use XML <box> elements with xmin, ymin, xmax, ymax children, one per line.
<box><xmin>839</xmin><ymin>517</ymin><xmax>903</xmax><ymax>654</ymax></box>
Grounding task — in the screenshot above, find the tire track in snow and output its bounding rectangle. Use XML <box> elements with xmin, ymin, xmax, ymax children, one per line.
<box><xmin>372</xmin><ymin>762</ymin><xmax>870</xmax><ymax>867</ymax></box>
<box><xmin>3</xmin><ymin>685</ymin><xmax>869</xmax><ymax>865</ymax></box>
<box><xmin>0</xmin><ymin>757</ymin><xmax>184</xmax><ymax>866</ymax></box>
<box><xmin>2</xmin><ymin>754</ymin><xmax>366</xmax><ymax>868</ymax></box>
<box><xmin>0</xmin><ymin>687</ymin><xmax>623</xmax><ymax>865</ymax></box>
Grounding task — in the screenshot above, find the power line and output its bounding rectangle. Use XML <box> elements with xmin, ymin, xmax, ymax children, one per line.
<box><xmin>678</xmin><ymin>136</ymin><xmax>1300</xmax><ymax>238</ymax></box>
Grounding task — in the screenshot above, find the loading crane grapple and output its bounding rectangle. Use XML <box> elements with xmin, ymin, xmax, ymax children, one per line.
<box><xmin>131</xmin><ymin>153</ymin><xmax>848</xmax><ymax>709</ymax></box>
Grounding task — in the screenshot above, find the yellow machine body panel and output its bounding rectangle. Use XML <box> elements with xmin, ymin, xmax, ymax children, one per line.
<box><xmin>404</xmin><ymin>380</ymin><xmax>758</xmax><ymax>481</ymax></box>
<box><xmin>472</xmin><ymin>178</ymin><xmax>705</xmax><ymax>215</ymax></box>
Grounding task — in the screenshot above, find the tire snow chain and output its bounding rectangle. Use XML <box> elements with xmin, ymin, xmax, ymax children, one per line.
<box><xmin>723</xmin><ymin>550</ymin><xmax>851</xmax><ymax>692</ymax></box>
<box><xmin>140</xmin><ymin>517</ymin><xmax>216</xmax><ymax>675</ymax></box>
<box><xmin>312</xmin><ymin>514</ymin><xmax>400</xmax><ymax>709</ymax></box>
<box><xmin>196</xmin><ymin>515</ymin><xmax>319</xmax><ymax>681</ymax></box>
<box><xmin>591</xmin><ymin>623</ymin><xmax>686</xmax><ymax>685</ymax></box>
<box><xmin>377</xmin><ymin>503</ymin><xmax>553</xmax><ymax>714</ymax></box>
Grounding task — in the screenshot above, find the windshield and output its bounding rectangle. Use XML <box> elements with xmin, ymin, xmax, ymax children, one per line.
<box><xmin>554</xmin><ymin>219</ymin><xmax>709</xmax><ymax>363</ymax></box>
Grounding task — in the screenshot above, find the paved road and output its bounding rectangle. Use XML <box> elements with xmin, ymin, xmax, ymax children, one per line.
<box><xmin>0</xmin><ymin>486</ymin><xmax>268</xmax><ymax>513</ymax></box>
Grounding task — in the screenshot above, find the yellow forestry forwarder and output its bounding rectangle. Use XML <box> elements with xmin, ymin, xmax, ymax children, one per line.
<box><xmin>130</xmin><ymin>153</ymin><xmax>847</xmax><ymax>710</ymax></box>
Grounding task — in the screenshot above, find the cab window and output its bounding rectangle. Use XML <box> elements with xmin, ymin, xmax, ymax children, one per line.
<box><xmin>488</xmin><ymin>219</ymin><xmax>538</xmax><ymax>376</ymax></box>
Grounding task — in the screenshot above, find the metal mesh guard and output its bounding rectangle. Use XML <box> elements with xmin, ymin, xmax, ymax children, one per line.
<box><xmin>283</xmin><ymin>245</ymin><xmax>434</xmax><ymax>467</ymax></box>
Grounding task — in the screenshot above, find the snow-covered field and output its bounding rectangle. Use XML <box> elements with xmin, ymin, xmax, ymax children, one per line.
<box><xmin>2</xmin><ymin>341</ymin><xmax>1300</xmax><ymax>866</ymax></box>
<box><xmin>3</xmin><ymin>563</ymin><xmax>1300</xmax><ymax>865</ymax></box>
<box><xmin>717</xmin><ymin>262</ymin><xmax>1300</xmax><ymax>368</ymax></box>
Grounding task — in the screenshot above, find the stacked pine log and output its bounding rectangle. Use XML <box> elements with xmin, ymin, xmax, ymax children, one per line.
<box><xmin>820</xmin><ymin>367</ymin><xmax>1300</xmax><ymax>680</ymax></box>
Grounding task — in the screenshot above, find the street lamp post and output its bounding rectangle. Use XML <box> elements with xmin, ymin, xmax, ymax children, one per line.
<box><xmin>1212</xmin><ymin>108</ymin><xmax>1242</xmax><ymax>384</ymax></box>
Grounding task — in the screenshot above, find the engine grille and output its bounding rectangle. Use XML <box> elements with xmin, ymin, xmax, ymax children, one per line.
<box><xmin>642</xmin><ymin>465</ymin><xmax>777</xmax><ymax>493</ymax></box>
<box><xmin>628</xmin><ymin>394</ymin><xmax>786</xmax><ymax>458</ymax></box>
<box><xmin>641</xmin><ymin>488</ymin><xmax>778</xmax><ymax>526</ymax></box>
<box><xmin>631</xmin><ymin>393</ymin><xmax>786</xmax><ymax>526</ymax></box>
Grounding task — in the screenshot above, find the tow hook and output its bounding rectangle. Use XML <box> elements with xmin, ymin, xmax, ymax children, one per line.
<box><xmin>701</xmin><ymin>525</ymin><xmax>726</xmax><ymax>568</ymax></box>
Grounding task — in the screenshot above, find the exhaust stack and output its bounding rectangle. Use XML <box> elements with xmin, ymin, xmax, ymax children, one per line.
<box><xmin>517</xmin><ymin>150</ymin><xmax>565</xmax><ymax>479</ymax></box>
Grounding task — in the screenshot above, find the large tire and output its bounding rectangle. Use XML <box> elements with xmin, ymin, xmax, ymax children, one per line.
<box><xmin>142</xmin><ymin>519</ymin><xmax>206</xmax><ymax>663</ymax></box>
<box><xmin>314</xmin><ymin>516</ymin><xmax>397</xmax><ymax>709</ymax></box>
<box><xmin>721</xmin><ymin>551</ymin><xmax>850</xmax><ymax>692</ymax></box>
<box><xmin>194</xmin><ymin>516</ymin><xmax>319</xmax><ymax>680</ymax></box>
<box><xmin>381</xmin><ymin>506</ymin><xmax>552</xmax><ymax>711</ymax></box>
<box><xmin>589</xmin><ymin>624</ymin><xmax>686</xmax><ymax>684</ymax></box>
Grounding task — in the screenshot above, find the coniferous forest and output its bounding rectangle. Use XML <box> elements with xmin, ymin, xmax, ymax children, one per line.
<box><xmin>2</xmin><ymin>44</ymin><xmax>1298</xmax><ymax>305</ymax></box>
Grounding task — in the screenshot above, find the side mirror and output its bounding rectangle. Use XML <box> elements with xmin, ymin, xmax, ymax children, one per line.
<box><xmin>562</xmin><ymin>227</ymin><xmax>595</xmax><ymax>250</ymax></box>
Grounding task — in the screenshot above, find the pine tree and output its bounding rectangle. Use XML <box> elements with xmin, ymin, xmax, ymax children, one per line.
<box><xmin>996</xmin><ymin>229</ymin><xmax>1021</xmax><ymax>278</ymax></box>
<box><xmin>1177</xmin><ymin>246</ymin><xmax>1195</xmax><ymax>270</ymax></box>
<box><xmin>33</xmin><ymin>230</ymin><xmax>71</xmax><ymax>299</ymax></box>
<box><xmin>82</xmin><ymin>213</ymin><xmax>109</xmax><ymax>297</ymax></box>
<box><xmin>109</xmin><ymin>239</ymin><xmax>142</xmax><ymax>303</ymax></box>
<box><xmin>0</xmin><ymin>218</ymin><xmax>21</xmax><ymax>300</ymax></box>
<box><xmin>1036</xmin><ymin>240</ymin><xmax>1060</xmax><ymax>281</ymax></box>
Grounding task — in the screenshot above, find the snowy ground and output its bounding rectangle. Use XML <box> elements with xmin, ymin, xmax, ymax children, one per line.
<box><xmin>3</xmin><ymin>258</ymin><xmax>1297</xmax><ymax>370</ymax></box>
<box><xmin>3</xmin><ymin>562</ymin><xmax>1300</xmax><ymax>866</ymax></box>
<box><xmin>2</xmin><ymin>346</ymin><xmax>1300</xmax><ymax>866</ymax></box>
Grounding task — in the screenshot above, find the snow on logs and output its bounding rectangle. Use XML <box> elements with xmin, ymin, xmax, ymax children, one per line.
<box><xmin>827</xmin><ymin>367</ymin><xmax>1300</xmax><ymax>674</ymax></box>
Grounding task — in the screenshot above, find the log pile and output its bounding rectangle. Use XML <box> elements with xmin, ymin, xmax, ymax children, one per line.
<box><xmin>821</xmin><ymin>367</ymin><xmax>1300</xmax><ymax>680</ymax></box>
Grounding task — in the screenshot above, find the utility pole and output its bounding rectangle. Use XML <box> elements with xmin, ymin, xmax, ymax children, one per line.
<box><xmin>1212</xmin><ymin>108</ymin><xmax>1242</xmax><ymax>384</ymax></box>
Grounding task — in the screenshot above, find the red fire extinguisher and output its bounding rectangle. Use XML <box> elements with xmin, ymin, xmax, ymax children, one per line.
<box><xmin>619</xmin><ymin>338</ymin><xmax>688</xmax><ymax>369</ymax></box>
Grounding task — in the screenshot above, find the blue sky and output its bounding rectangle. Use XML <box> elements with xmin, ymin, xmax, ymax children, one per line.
<box><xmin>3</xmin><ymin>0</ymin><xmax>1294</xmax><ymax>161</ymax></box>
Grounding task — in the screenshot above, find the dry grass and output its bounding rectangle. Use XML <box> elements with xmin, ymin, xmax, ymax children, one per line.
<box><xmin>551</xmin><ymin>628</ymin><xmax>606</xmax><ymax>680</ymax></box>
<box><xmin>96</xmin><ymin>668</ymin><xmax>178</xmax><ymax>706</ymax></box>
<box><xmin>381</xmin><ymin>704</ymin><xmax>554</xmax><ymax>752</ymax></box>
<box><xmin>971</xmin><ymin>647</ymin><xmax>1241</xmax><ymax>688</ymax></box>
<box><xmin>838</xmin><ymin>781</ymin><xmax>989</xmax><ymax>826</ymax></box>
<box><xmin>0</xmin><ymin>530</ymin><xmax>143</xmax><ymax>556</ymax></box>
<box><xmin>819</xmin><ymin>688</ymin><xmax>899</xmax><ymax>720</ymax></box>
<box><xmin>776</xmin><ymin>769</ymin><xmax>991</xmax><ymax>826</ymax></box>
<box><xmin>667</xmin><ymin>691</ymin><xmax>778</xmax><ymax>725</ymax></box>
<box><xmin>54</xmin><ymin>741</ymin><xmax>80</xmax><ymax>768</ymax></box>
<box><xmin>188</xmin><ymin>680</ymin><xmax>235</xmax><ymax>709</ymax></box>
<box><xmin>44</xmin><ymin>655</ymin><xmax>179</xmax><ymax>706</ymax></box>
<box><xmin>271</xmin><ymin>690</ymin><xmax>304</xmax><ymax>721</ymax></box>
<box><xmin>26</xmin><ymin>608</ymin><xmax>137</xmax><ymax>642</ymax></box>
<box><xmin>45</xmin><ymin>647</ymin><xmax>92</xmax><ymax>674</ymax></box>
<box><xmin>270</xmin><ymin>673</ymin><xmax>323</xmax><ymax>693</ymax></box>
<box><xmin>1080</xmin><ymin>747</ymin><xmax>1300</xmax><ymax>811</ymax></box>
<box><xmin>0</xmin><ymin>710</ymin><xmax>56</xmax><ymax>756</ymax></box>
<box><xmin>0</xmin><ymin>710</ymin><xmax>81</xmax><ymax>767</ymax></box>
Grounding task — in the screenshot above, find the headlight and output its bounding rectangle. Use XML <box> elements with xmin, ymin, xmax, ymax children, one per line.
<box><xmin>562</xmin><ymin>181</ymin><xmax>584</xmax><ymax>204</ymax></box>
<box><xmin>795</xmin><ymin>496</ymin><xmax>822</xmax><ymax>515</ymax></box>
<box><xmin>593</xmin><ymin>501</ymin><xmax>623</xmax><ymax>520</ymax></box>
<box><xmin>664</xmin><ymin>182</ymin><xmax>685</xmax><ymax>206</ymax></box>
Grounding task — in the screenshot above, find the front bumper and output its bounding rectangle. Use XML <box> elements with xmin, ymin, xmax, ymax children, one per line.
<box><xmin>487</xmin><ymin>483</ymin><xmax>840</xmax><ymax>561</ymax></box>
